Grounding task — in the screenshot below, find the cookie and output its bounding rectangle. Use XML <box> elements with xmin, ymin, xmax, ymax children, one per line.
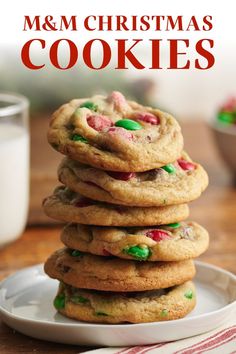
<box><xmin>61</xmin><ymin>221</ymin><xmax>209</xmax><ymax>262</ymax></box>
<box><xmin>43</xmin><ymin>186</ymin><xmax>189</xmax><ymax>226</ymax></box>
<box><xmin>47</xmin><ymin>91</ymin><xmax>183</xmax><ymax>172</ymax></box>
<box><xmin>58</xmin><ymin>152</ymin><xmax>208</xmax><ymax>207</ymax></box>
<box><xmin>44</xmin><ymin>248</ymin><xmax>196</xmax><ymax>292</ymax></box>
<box><xmin>54</xmin><ymin>281</ymin><xmax>196</xmax><ymax>323</ymax></box>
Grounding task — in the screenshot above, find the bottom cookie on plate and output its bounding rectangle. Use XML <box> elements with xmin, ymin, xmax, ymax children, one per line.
<box><xmin>54</xmin><ymin>281</ymin><xmax>196</xmax><ymax>324</ymax></box>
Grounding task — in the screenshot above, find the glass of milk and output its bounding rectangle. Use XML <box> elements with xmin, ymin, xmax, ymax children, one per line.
<box><xmin>0</xmin><ymin>93</ymin><xmax>29</xmax><ymax>246</ymax></box>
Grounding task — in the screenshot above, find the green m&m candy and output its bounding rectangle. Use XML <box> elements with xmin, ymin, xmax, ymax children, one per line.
<box><xmin>71</xmin><ymin>295</ymin><xmax>89</xmax><ymax>304</ymax></box>
<box><xmin>54</xmin><ymin>294</ymin><xmax>65</xmax><ymax>309</ymax></box>
<box><xmin>71</xmin><ymin>249</ymin><xmax>82</xmax><ymax>257</ymax></box>
<box><xmin>162</xmin><ymin>164</ymin><xmax>176</xmax><ymax>174</ymax></box>
<box><xmin>160</xmin><ymin>309</ymin><xmax>168</xmax><ymax>317</ymax></box>
<box><xmin>217</xmin><ymin>111</ymin><xmax>235</xmax><ymax>125</ymax></box>
<box><xmin>115</xmin><ymin>119</ymin><xmax>142</xmax><ymax>131</ymax></box>
<box><xmin>80</xmin><ymin>101</ymin><xmax>98</xmax><ymax>111</ymax></box>
<box><xmin>166</xmin><ymin>222</ymin><xmax>181</xmax><ymax>229</ymax></box>
<box><xmin>124</xmin><ymin>245</ymin><xmax>151</xmax><ymax>260</ymax></box>
<box><xmin>184</xmin><ymin>290</ymin><xmax>194</xmax><ymax>299</ymax></box>
<box><xmin>71</xmin><ymin>134</ymin><xmax>88</xmax><ymax>143</ymax></box>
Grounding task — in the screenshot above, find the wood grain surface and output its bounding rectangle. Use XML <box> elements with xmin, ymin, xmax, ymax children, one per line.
<box><xmin>0</xmin><ymin>117</ymin><xmax>235</xmax><ymax>353</ymax></box>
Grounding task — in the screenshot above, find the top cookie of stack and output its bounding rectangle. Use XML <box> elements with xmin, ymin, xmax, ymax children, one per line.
<box><xmin>47</xmin><ymin>91</ymin><xmax>184</xmax><ymax>172</ymax></box>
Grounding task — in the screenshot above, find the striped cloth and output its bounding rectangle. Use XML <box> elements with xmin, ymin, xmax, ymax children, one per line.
<box><xmin>84</xmin><ymin>317</ymin><xmax>236</xmax><ymax>354</ymax></box>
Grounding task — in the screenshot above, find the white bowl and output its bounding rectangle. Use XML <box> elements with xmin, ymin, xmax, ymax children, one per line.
<box><xmin>209</xmin><ymin>121</ymin><xmax>236</xmax><ymax>178</ymax></box>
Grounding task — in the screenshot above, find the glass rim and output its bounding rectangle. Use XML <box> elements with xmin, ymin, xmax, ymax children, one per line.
<box><xmin>0</xmin><ymin>92</ymin><xmax>29</xmax><ymax>117</ymax></box>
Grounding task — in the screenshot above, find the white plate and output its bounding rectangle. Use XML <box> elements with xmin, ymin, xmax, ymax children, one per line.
<box><xmin>0</xmin><ymin>261</ymin><xmax>235</xmax><ymax>346</ymax></box>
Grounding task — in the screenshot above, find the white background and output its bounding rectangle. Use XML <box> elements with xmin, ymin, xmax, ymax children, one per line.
<box><xmin>0</xmin><ymin>0</ymin><xmax>236</xmax><ymax>119</ymax></box>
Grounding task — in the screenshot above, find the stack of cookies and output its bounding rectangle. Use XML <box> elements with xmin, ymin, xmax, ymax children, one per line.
<box><xmin>43</xmin><ymin>91</ymin><xmax>209</xmax><ymax>324</ymax></box>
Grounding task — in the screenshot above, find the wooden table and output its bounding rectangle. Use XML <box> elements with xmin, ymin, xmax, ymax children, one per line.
<box><xmin>0</xmin><ymin>117</ymin><xmax>235</xmax><ymax>353</ymax></box>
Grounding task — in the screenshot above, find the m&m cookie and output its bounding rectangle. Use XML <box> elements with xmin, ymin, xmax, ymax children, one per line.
<box><xmin>54</xmin><ymin>281</ymin><xmax>196</xmax><ymax>324</ymax></box>
<box><xmin>44</xmin><ymin>248</ymin><xmax>196</xmax><ymax>292</ymax></box>
<box><xmin>58</xmin><ymin>151</ymin><xmax>208</xmax><ymax>207</ymax></box>
<box><xmin>47</xmin><ymin>92</ymin><xmax>183</xmax><ymax>172</ymax></box>
<box><xmin>43</xmin><ymin>186</ymin><xmax>189</xmax><ymax>226</ymax></box>
<box><xmin>61</xmin><ymin>221</ymin><xmax>209</xmax><ymax>261</ymax></box>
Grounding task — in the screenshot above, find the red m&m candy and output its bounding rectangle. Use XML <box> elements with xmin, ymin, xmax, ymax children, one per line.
<box><xmin>87</xmin><ymin>115</ymin><xmax>113</xmax><ymax>132</ymax></box>
<box><xmin>107</xmin><ymin>171</ymin><xmax>136</xmax><ymax>181</ymax></box>
<box><xmin>178</xmin><ymin>159</ymin><xmax>196</xmax><ymax>171</ymax></box>
<box><xmin>145</xmin><ymin>229</ymin><xmax>170</xmax><ymax>242</ymax></box>
<box><xmin>102</xmin><ymin>249</ymin><xmax>112</xmax><ymax>256</ymax></box>
<box><xmin>135</xmin><ymin>112</ymin><xmax>160</xmax><ymax>125</ymax></box>
<box><xmin>221</xmin><ymin>97</ymin><xmax>236</xmax><ymax>111</ymax></box>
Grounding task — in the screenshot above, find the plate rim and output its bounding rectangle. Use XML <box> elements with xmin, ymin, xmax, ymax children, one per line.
<box><xmin>0</xmin><ymin>260</ymin><xmax>235</xmax><ymax>329</ymax></box>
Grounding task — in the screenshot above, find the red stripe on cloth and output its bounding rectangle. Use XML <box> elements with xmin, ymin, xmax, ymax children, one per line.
<box><xmin>125</xmin><ymin>347</ymin><xmax>150</xmax><ymax>354</ymax></box>
<box><xmin>115</xmin><ymin>346</ymin><xmax>145</xmax><ymax>354</ymax></box>
<box><xmin>138</xmin><ymin>342</ymin><xmax>170</xmax><ymax>354</ymax></box>
<box><xmin>115</xmin><ymin>343</ymin><xmax>166</xmax><ymax>354</ymax></box>
<box><xmin>177</xmin><ymin>327</ymin><xmax>236</xmax><ymax>354</ymax></box>
<box><xmin>116</xmin><ymin>348</ymin><xmax>132</xmax><ymax>354</ymax></box>
<box><xmin>116</xmin><ymin>346</ymin><xmax>154</xmax><ymax>354</ymax></box>
<box><xmin>198</xmin><ymin>333</ymin><xmax>236</xmax><ymax>353</ymax></box>
<box><xmin>174</xmin><ymin>326</ymin><xmax>236</xmax><ymax>354</ymax></box>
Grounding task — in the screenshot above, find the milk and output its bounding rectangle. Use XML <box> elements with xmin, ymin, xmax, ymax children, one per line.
<box><xmin>0</xmin><ymin>124</ymin><xmax>29</xmax><ymax>246</ymax></box>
